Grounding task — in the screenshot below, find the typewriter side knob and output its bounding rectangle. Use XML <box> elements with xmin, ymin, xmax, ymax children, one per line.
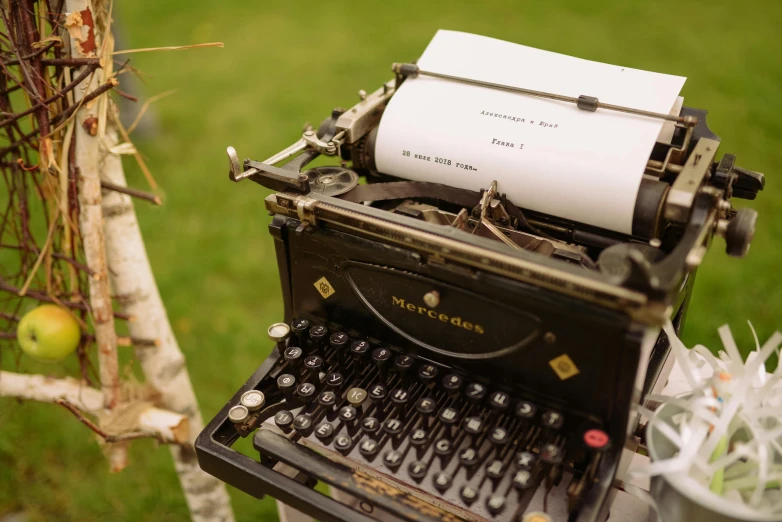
<box><xmin>722</xmin><ymin>207</ymin><xmax>758</xmax><ymax>258</ymax></box>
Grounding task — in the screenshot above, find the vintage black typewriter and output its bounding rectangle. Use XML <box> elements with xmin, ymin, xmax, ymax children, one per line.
<box><xmin>195</xmin><ymin>56</ymin><xmax>764</xmax><ymax>522</ymax></box>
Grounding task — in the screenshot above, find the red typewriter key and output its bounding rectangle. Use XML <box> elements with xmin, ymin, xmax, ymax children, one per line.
<box><xmin>583</xmin><ymin>428</ymin><xmax>610</xmax><ymax>451</ymax></box>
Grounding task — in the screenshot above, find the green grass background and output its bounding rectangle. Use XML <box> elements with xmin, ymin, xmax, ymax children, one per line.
<box><xmin>1</xmin><ymin>0</ymin><xmax>780</xmax><ymax>520</ymax></box>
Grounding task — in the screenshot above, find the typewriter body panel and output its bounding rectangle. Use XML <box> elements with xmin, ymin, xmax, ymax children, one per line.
<box><xmin>196</xmin><ymin>69</ymin><xmax>764</xmax><ymax>522</ymax></box>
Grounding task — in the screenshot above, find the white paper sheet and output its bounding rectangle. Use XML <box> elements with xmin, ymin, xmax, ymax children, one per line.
<box><xmin>374</xmin><ymin>30</ymin><xmax>686</xmax><ymax>233</ymax></box>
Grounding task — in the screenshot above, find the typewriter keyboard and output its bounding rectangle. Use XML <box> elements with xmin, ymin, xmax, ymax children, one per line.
<box><xmin>232</xmin><ymin>320</ymin><xmax>613</xmax><ymax>522</ymax></box>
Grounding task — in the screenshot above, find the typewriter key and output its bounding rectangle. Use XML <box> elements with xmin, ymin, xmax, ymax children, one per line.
<box><xmin>489</xmin><ymin>426</ymin><xmax>509</xmax><ymax>445</ymax></box>
<box><xmin>464</xmin><ymin>382</ymin><xmax>487</xmax><ymax>403</ymax></box>
<box><xmin>360</xmin><ymin>416</ymin><xmax>380</xmax><ymax>434</ymax></box>
<box><xmin>383</xmin><ymin>418</ymin><xmax>403</xmax><ymax>435</ymax></box>
<box><xmin>583</xmin><ymin>428</ymin><xmax>610</xmax><ymax>451</ymax></box>
<box><xmin>409</xmin><ymin>428</ymin><xmax>427</xmax><ymax>445</ymax></box>
<box><xmin>459</xmin><ymin>447</ymin><xmax>478</xmax><ymax>467</ymax></box>
<box><xmin>417</xmin><ymin>364</ymin><xmax>438</xmax><ymax>384</ymax></box>
<box><xmin>438</xmin><ymin>406</ymin><xmax>459</xmax><ymax>425</ymax></box>
<box><xmin>309</xmin><ymin>325</ymin><xmax>328</xmax><ymax>354</ymax></box>
<box><xmin>464</xmin><ymin>417</ymin><xmax>485</xmax><ymax>435</ymax></box>
<box><xmin>515</xmin><ymin>451</ymin><xmax>537</xmax><ymax>470</ymax></box>
<box><xmin>486</xmin><ymin>494</ymin><xmax>505</xmax><ymax>515</ymax></box>
<box><xmin>317</xmin><ymin>390</ymin><xmax>337</xmax><ymax>408</ymax></box>
<box><xmin>513</xmin><ymin>470</ymin><xmax>534</xmax><ymax>490</ymax></box>
<box><xmin>283</xmin><ymin>346</ymin><xmax>303</xmax><ymax>369</ymax></box>
<box><xmin>541</xmin><ymin>410</ymin><xmax>564</xmax><ymax>430</ymax></box>
<box><xmin>515</xmin><ymin>400</ymin><xmax>537</xmax><ymax>419</ymax></box>
<box><xmin>368</xmin><ymin>383</ymin><xmax>387</xmax><ymax>401</ymax></box>
<box><xmin>433</xmin><ymin>438</ymin><xmax>454</xmax><ymax>456</ymax></box>
<box><xmin>325</xmin><ymin>372</ymin><xmax>344</xmax><ymax>390</ymax></box>
<box><xmin>415</xmin><ymin>397</ymin><xmax>436</xmax><ymax>416</ymax></box>
<box><xmin>277</xmin><ymin>373</ymin><xmax>296</xmax><ymax>401</ymax></box>
<box><xmin>459</xmin><ymin>485</ymin><xmax>478</xmax><ymax>505</ymax></box>
<box><xmin>338</xmin><ymin>405</ymin><xmax>357</xmax><ymax>423</ymax></box>
<box><xmin>293</xmin><ymin>414</ymin><xmax>313</xmax><ymax>433</ymax></box>
<box><xmin>359</xmin><ymin>438</ymin><xmax>379</xmax><ymax>457</ymax></box>
<box><xmin>390</xmin><ymin>388</ymin><xmax>410</xmax><ymax>408</ymax></box>
<box><xmin>372</xmin><ymin>347</ymin><xmax>392</xmax><ymax>378</ymax></box>
<box><xmin>347</xmin><ymin>387</ymin><xmax>368</xmax><ymax>407</ymax></box>
<box><xmin>296</xmin><ymin>382</ymin><xmax>316</xmax><ymax>403</ymax></box>
<box><xmin>291</xmin><ymin>318</ymin><xmax>310</xmax><ymax>348</ymax></box>
<box><xmin>432</xmin><ymin>472</ymin><xmax>452</xmax><ymax>492</ymax></box>
<box><xmin>350</xmin><ymin>340</ymin><xmax>370</xmax><ymax>361</ymax></box>
<box><xmin>240</xmin><ymin>390</ymin><xmax>265</xmax><ymax>412</ymax></box>
<box><xmin>540</xmin><ymin>443</ymin><xmax>563</xmax><ymax>465</ymax></box>
<box><xmin>394</xmin><ymin>354</ymin><xmax>414</xmax><ymax>382</ymax></box>
<box><xmin>488</xmin><ymin>391</ymin><xmax>510</xmax><ymax>411</ymax></box>
<box><xmin>486</xmin><ymin>459</ymin><xmax>506</xmax><ymax>479</ymax></box>
<box><xmin>329</xmin><ymin>332</ymin><xmax>348</xmax><ymax>351</ymax></box>
<box><xmin>383</xmin><ymin>450</ymin><xmax>403</xmax><ymax>469</ymax></box>
<box><xmin>228</xmin><ymin>404</ymin><xmax>249</xmax><ymax>424</ymax></box>
<box><xmin>334</xmin><ymin>435</ymin><xmax>352</xmax><ymax>452</ymax></box>
<box><xmin>274</xmin><ymin>410</ymin><xmax>294</xmax><ymax>429</ymax></box>
<box><xmin>267</xmin><ymin>322</ymin><xmax>290</xmax><ymax>343</ymax></box>
<box><xmin>408</xmin><ymin>461</ymin><xmax>427</xmax><ymax>481</ymax></box>
<box><xmin>303</xmin><ymin>355</ymin><xmax>323</xmax><ymax>372</ymax></box>
<box><xmin>314</xmin><ymin>422</ymin><xmax>334</xmax><ymax>440</ymax></box>
<box><xmin>442</xmin><ymin>373</ymin><xmax>463</xmax><ymax>394</ymax></box>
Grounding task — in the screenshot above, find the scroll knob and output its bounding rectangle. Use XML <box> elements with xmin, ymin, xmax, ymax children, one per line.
<box><xmin>227</xmin><ymin>146</ymin><xmax>241</xmax><ymax>181</ymax></box>
<box><xmin>725</xmin><ymin>207</ymin><xmax>758</xmax><ymax>258</ymax></box>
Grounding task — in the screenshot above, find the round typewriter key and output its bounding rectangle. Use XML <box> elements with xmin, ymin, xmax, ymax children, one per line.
<box><xmin>283</xmin><ymin>346</ymin><xmax>303</xmax><ymax>367</ymax></box>
<box><xmin>347</xmin><ymin>387</ymin><xmax>368</xmax><ymax>407</ymax></box>
<box><xmin>464</xmin><ymin>382</ymin><xmax>487</xmax><ymax>403</ymax></box>
<box><xmin>326</xmin><ymin>372</ymin><xmax>344</xmax><ymax>389</ymax></box>
<box><xmin>240</xmin><ymin>390</ymin><xmax>265</xmax><ymax>411</ymax></box>
<box><xmin>438</xmin><ymin>406</ymin><xmax>459</xmax><ymax>425</ymax></box>
<box><xmin>433</xmin><ymin>472</ymin><xmax>452</xmax><ymax>492</ymax></box>
<box><xmin>368</xmin><ymin>383</ymin><xmax>387</xmax><ymax>401</ymax></box>
<box><xmin>390</xmin><ymin>388</ymin><xmax>410</xmax><ymax>407</ymax></box>
<box><xmin>460</xmin><ymin>485</ymin><xmax>478</xmax><ymax>505</ymax></box>
<box><xmin>268</xmin><ymin>322</ymin><xmax>290</xmax><ymax>342</ymax></box>
<box><xmin>338</xmin><ymin>405</ymin><xmax>357</xmax><ymax>423</ymax></box>
<box><xmin>486</xmin><ymin>459</ymin><xmax>506</xmax><ymax>479</ymax></box>
<box><xmin>383</xmin><ymin>418</ymin><xmax>403</xmax><ymax>435</ymax></box>
<box><xmin>317</xmin><ymin>390</ymin><xmax>337</xmax><ymax>408</ymax></box>
<box><xmin>464</xmin><ymin>417</ymin><xmax>485</xmax><ymax>435</ymax></box>
<box><xmin>488</xmin><ymin>391</ymin><xmax>510</xmax><ymax>411</ymax></box>
<box><xmin>329</xmin><ymin>332</ymin><xmax>349</xmax><ymax>350</ymax></box>
<box><xmin>415</xmin><ymin>397</ymin><xmax>436</xmax><ymax>416</ymax></box>
<box><xmin>274</xmin><ymin>410</ymin><xmax>294</xmax><ymax>429</ymax></box>
<box><xmin>433</xmin><ymin>438</ymin><xmax>453</xmax><ymax>456</ymax></box>
<box><xmin>293</xmin><ymin>414</ymin><xmax>313</xmax><ymax>432</ymax></box>
<box><xmin>408</xmin><ymin>460</ymin><xmax>427</xmax><ymax>481</ymax></box>
<box><xmin>459</xmin><ymin>447</ymin><xmax>478</xmax><ymax>467</ymax></box>
<box><xmin>228</xmin><ymin>404</ymin><xmax>249</xmax><ymax>424</ymax></box>
<box><xmin>394</xmin><ymin>354</ymin><xmax>414</xmax><ymax>372</ymax></box>
<box><xmin>314</xmin><ymin>422</ymin><xmax>335</xmax><ymax>440</ymax></box>
<box><xmin>486</xmin><ymin>495</ymin><xmax>506</xmax><ymax>515</ymax></box>
<box><xmin>409</xmin><ymin>428</ymin><xmax>427</xmax><ymax>445</ymax></box>
<box><xmin>583</xmin><ymin>428</ymin><xmax>610</xmax><ymax>451</ymax></box>
<box><xmin>541</xmin><ymin>410</ymin><xmax>564</xmax><ymax>430</ymax></box>
<box><xmin>540</xmin><ymin>443</ymin><xmax>563</xmax><ymax>465</ymax></box>
<box><xmin>383</xmin><ymin>450</ymin><xmax>403</xmax><ymax>469</ymax></box>
<box><xmin>515</xmin><ymin>451</ymin><xmax>537</xmax><ymax>470</ymax></box>
<box><xmin>417</xmin><ymin>364</ymin><xmax>438</xmax><ymax>384</ymax></box>
<box><xmin>277</xmin><ymin>373</ymin><xmax>296</xmax><ymax>401</ymax></box>
<box><xmin>513</xmin><ymin>470</ymin><xmax>534</xmax><ymax>490</ymax></box>
<box><xmin>489</xmin><ymin>426</ymin><xmax>509</xmax><ymax>445</ymax></box>
<box><xmin>350</xmin><ymin>340</ymin><xmax>370</xmax><ymax>359</ymax></box>
<box><xmin>291</xmin><ymin>318</ymin><xmax>310</xmax><ymax>347</ymax></box>
<box><xmin>515</xmin><ymin>400</ymin><xmax>537</xmax><ymax>419</ymax></box>
<box><xmin>303</xmin><ymin>355</ymin><xmax>323</xmax><ymax>371</ymax></box>
<box><xmin>372</xmin><ymin>347</ymin><xmax>392</xmax><ymax>377</ymax></box>
<box><xmin>359</xmin><ymin>438</ymin><xmax>379</xmax><ymax>457</ymax></box>
<box><xmin>360</xmin><ymin>416</ymin><xmax>380</xmax><ymax>434</ymax></box>
<box><xmin>442</xmin><ymin>373</ymin><xmax>463</xmax><ymax>394</ymax></box>
<box><xmin>309</xmin><ymin>325</ymin><xmax>328</xmax><ymax>354</ymax></box>
<box><xmin>296</xmin><ymin>382</ymin><xmax>316</xmax><ymax>403</ymax></box>
<box><xmin>334</xmin><ymin>435</ymin><xmax>352</xmax><ymax>452</ymax></box>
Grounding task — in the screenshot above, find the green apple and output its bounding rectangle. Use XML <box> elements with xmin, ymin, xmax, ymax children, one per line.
<box><xmin>16</xmin><ymin>305</ymin><xmax>81</xmax><ymax>363</ymax></box>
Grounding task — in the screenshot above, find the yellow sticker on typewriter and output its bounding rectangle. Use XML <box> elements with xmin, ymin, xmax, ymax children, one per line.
<box><xmin>549</xmin><ymin>354</ymin><xmax>580</xmax><ymax>380</ymax></box>
<box><xmin>314</xmin><ymin>276</ymin><xmax>335</xmax><ymax>299</ymax></box>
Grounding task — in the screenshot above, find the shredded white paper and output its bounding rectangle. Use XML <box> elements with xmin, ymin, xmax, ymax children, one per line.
<box><xmin>632</xmin><ymin>321</ymin><xmax>782</xmax><ymax>518</ymax></box>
